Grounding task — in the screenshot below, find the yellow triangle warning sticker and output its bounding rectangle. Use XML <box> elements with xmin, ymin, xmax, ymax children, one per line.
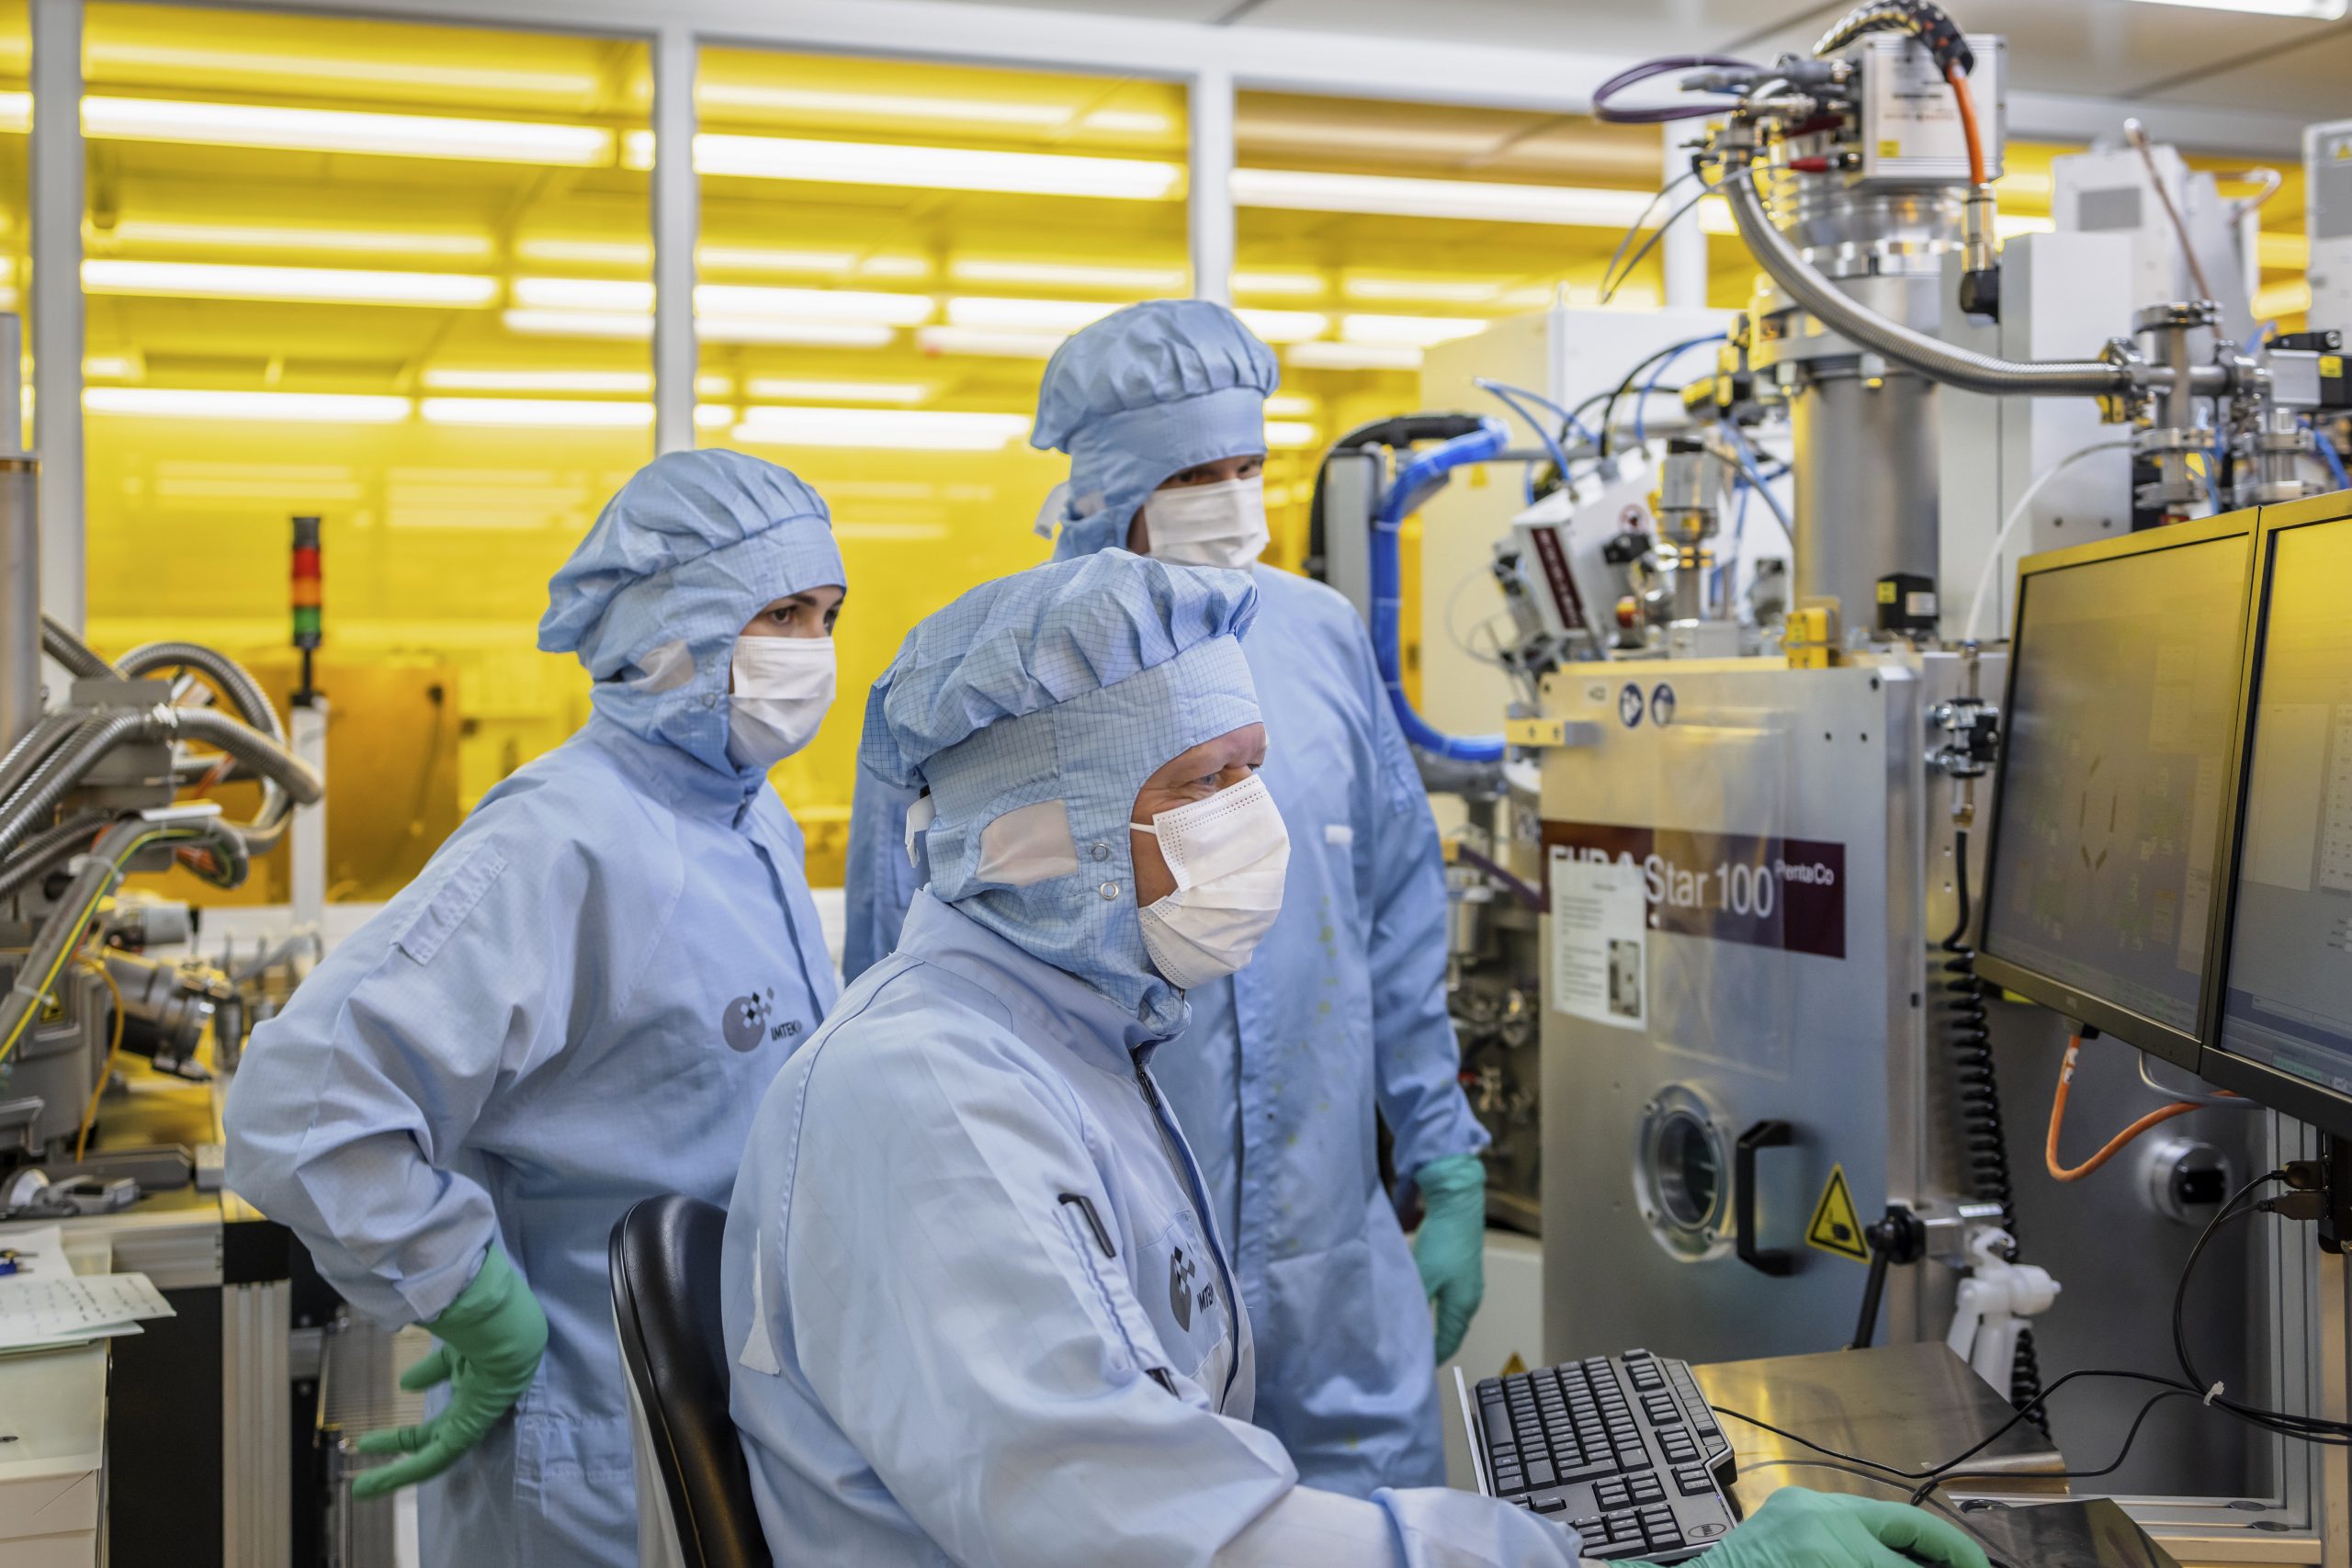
<box><xmin>1500</xmin><ymin>1352</ymin><xmax>1528</xmax><ymax>1377</ymax></box>
<box><xmin>1806</xmin><ymin>1165</ymin><xmax>1869</xmax><ymax>1263</ymax></box>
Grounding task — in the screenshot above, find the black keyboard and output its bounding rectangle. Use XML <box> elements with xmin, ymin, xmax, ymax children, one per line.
<box><xmin>1459</xmin><ymin>1348</ymin><xmax>1738</xmax><ymax>1561</ymax></box>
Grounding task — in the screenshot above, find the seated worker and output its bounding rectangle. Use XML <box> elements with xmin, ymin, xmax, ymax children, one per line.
<box><xmin>226</xmin><ymin>450</ymin><xmax>844</xmax><ymax>1567</ymax></box>
<box><xmin>724</xmin><ymin>547</ymin><xmax>1986</xmax><ymax>1568</ymax></box>
<box><xmin>843</xmin><ymin>300</ymin><xmax>1489</xmax><ymax>1495</ymax></box>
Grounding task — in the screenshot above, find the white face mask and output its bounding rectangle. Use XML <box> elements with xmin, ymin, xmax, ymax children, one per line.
<box><xmin>727</xmin><ymin>636</ymin><xmax>835</xmax><ymax>771</ymax></box>
<box><xmin>1129</xmin><ymin>772</ymin><xmax>1290</xmax><ymax>989</ymax></box>
<box><xmin>1141</xmin><ymin>475</ymin><xmax>1270</xmax><ymax>570</ymax></box>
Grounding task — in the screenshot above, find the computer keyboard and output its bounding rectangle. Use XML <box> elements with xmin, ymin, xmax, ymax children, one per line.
<box><xmin>1459</xmin><ymin>1348</ymin><xmax>1738</xmax><ymax>1561</ymax></box>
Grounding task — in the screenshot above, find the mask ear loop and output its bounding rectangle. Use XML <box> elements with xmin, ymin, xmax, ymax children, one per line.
<box><xmin>904</xmin><ymin>793</ymin><xmax>937</xmax><ymax>868</ymax></box>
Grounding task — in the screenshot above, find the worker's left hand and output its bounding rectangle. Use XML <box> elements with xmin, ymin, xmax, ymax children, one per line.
<box><xmin>350</xmin><ymin>1246</ymin><xmax>548</xmax><ymax>1498</ymax></box>
<box><xmin>1411</xmin><ymin>1153</ymin><xmax>1487</xmax><ymax>1362</ymax></box>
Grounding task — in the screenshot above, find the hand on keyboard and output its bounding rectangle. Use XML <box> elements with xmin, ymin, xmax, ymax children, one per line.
<box><xmin>1702</xmin><ymin>1488</ymin><xmax>1990</xmax><ymax>1568</ymax></box>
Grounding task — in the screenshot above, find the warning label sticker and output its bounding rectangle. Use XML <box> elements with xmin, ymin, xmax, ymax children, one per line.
<box><xmin>1807</xmin><ymin>1166</ymin><xmax>1869</xmax><ymax>1263</ymax></box>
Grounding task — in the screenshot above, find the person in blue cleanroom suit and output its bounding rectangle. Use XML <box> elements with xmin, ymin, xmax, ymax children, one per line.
<box><xmin>224</xmin><ymin>449</ymin><xmax>844</xmax><ymax>1568</ymax></box>
<box><xmin>730</xmin><ymin>548</ymin><xmax>1989</xmax><ymax>1568</ymax></box>
<box><xmin>842</xmin><ymin>298</ymin><xmax>1489</xmax><ymax>1496</ymax></box>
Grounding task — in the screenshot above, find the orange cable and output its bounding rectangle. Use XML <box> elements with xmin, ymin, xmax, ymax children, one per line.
<box><xmin>2045</xmin><ymin>1034</ymin><xmax>2209</xmax><ymax>1182</ymax></box>
<box><xmin>1947</xmin><ymin>66</ymin><xmax>1987</xmax><ymax>189</ymax></box>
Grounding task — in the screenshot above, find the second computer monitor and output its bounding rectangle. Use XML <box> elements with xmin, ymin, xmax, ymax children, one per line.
<box><xmin>1975</xmin><ymin>512</ymin><xmax>2258</xmax><ymax>1069</ymax></box>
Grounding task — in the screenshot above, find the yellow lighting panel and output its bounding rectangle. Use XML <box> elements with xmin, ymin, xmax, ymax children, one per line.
<box><xmin>86</xmin><ymin>387</ymin><xmax>411</xmax><ymax>422</ymax></box>
<box><xmin>944</xmin><ymin>296</ymin><xmax>1120</xmax><ymax>332</ymax></box>
<box><xmin>84</xmin><ymin>354</ymin><xmax>141</xmax><ymax>380</ymax></box>
<box><xmin>107</xmin><ymin>219</ymin><xmax>496</xmax><ymax>260</ymax></box>
<box><xmin>914</xmin><ymin>325</ymin><xmax>1067</xmax><ymax>359</ymax></box>
<box><xmin>1264</xmin><ymin>394</ymin><xmax>1317</xmax><ymax>418</ymax></box>
<box><xmin>498</xmin><ymin>308</ymin><xmax>896</xmax><ymax>347</ymax></box>
<box><xmin>85</xmin><ymin>259</ymin><xmax>499</xmax><ymax>307</ymax></box>
<box><xmin>514</xmin><ymin>238</ymin><xmax>654</xmax><ymax>267</ymax></box>
<box><xmin>1284</xmin><ymin>341</ymin><xmax>1422</xmax><ymax>371</ymax></box>
<box><xmin>502</xmin><ymin>308</ymin><xmax>652</xmax><ymax>339</ymax></box>
<box><xmin>1265</xmin><ymin>420</ymin><xmax>1319</xmax><ymax>448</ymax></box>
<box><xmin>1082</xmin><ymin>108</ymin><xmax>1174</xmax><ymax>135</ymax></box>
<box><xmin>85</xmin><ymin>39</ymin><xmax>604</xmax><ymax>104</ymax></box>
<box><xmin>697</xmin><ymin>284</ymin><xmax>934</xmax><ymax>325</ymax></box>
<box><xmin>746</xmin><ymin>378</ymin><xmax>933</xmax><ymax>405</ymax></box>
<box><xmin>1340</xmin><ymin>312</ymin><xmax>1488</xmax><ymax>347</ymax></box>
<box><xmin>511</xmin><ymin>277</ymin><xmax>653</xmax><ymax>311</ymax></box>
<box><xmin>1233</xmin><ymin>270</ymin><xmax>1327</xmax><ymax>298</ymax></box>
<box><xmin>734</xmin><ymin>406</ymin><xmax>1032</xmax><ymax>450</ymax></box>
<box><xmin>82</xmin><ymin>96</ymin><xmax>616</xmax><ymax>166</ymax></box>
<box><xmin>421</xmin><ymin>397</ymin><xmax>654</xmax><ymax>427</ymax></box>
<box><xmin>949</xmin><ymin>257</ymin><xmax>1188</xmax><ymax>293</ymax></box>
<box><xmin>1233</xmin><ymin>308</ymin><xmax>1328</xmax><ymax>344</ymax></box>
<box><xmin>695</xmin><ymin>82</ymin><xmax>1076</xmax><ymax>129</ymax></box>
<box><xmin>1342</xmin><ymin>276</ymin><xmax>1503</xmax><ymax>304</ymax></box>
<box><xmin>628</xmin><ymin>130</ymin><xmax>1182</xmax><ymax>200</ymax></box>
<box><xmin>424</xmin><ymin>367</ymin><xmax>653</xmax><ymax>393</ymax></box>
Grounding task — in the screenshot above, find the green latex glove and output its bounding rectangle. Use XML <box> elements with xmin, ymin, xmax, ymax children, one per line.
<box><xmin>1705</xmin><ymin>1488</ymin><xmax>1991</xmax><ymax>1568</ymax></box>
<box><xmin>1411</xmin><ymin>1153</ymin><xmax>1487</xmax><ymax>1362</ymax></box>
<box><xmin>351</xmin><ymin>1246</ymin><xmax>548</xmax><ymax>1499</ymax></box>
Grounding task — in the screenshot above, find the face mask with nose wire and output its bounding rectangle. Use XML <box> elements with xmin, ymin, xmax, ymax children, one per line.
<box><xmin>727</xmin><ymin>635</ymin><xmax>835</xmax><ymax>772</ymax></box>
<box><xmin>1128</xmin><ymin>772</ymin><xmax>1290</xmax><ymax>989</ymax></box>
<box><xmin>1140</xmin><ymin>475</ymin><xmax>1271</xmax><ymax>570</ymax></box>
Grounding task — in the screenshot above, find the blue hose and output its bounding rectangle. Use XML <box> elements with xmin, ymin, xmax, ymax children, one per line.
<box><xmin>1632</xmin><ymin>333</ymin><xmax>1726</xmax><ymax>446</ymax></box>
<box><xmin>1371</xmin><ymin>419</ymin><xmax>1510</xmax><ymax>763</ymax></box>
<box><xmin>2305</xmin><ymin>418</ymin><xmax>2349</xmax><ymax>490</ymax></box>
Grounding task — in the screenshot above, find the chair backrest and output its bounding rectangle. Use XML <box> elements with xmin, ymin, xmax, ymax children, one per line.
<box><xmin>609</xmin><ymin>1194</ymin><xmax>773</xmax><ymax>1568</ymax></box>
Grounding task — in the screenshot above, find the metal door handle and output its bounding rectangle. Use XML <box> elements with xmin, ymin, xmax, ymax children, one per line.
<box><xmin>1735</xmin><ymin>1119</ymin><xmax>1796</xmax><ymax>1277</ymax></box>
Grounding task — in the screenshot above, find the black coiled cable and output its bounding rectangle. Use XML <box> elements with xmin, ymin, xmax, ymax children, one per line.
<box><xmin>1943</xmin><ymin>827</ymin><xmax>2049</xmax><ymax>1431</ymax></box>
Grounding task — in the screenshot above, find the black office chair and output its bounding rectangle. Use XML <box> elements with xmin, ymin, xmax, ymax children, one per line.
<box><xmin>609</xmin><ymin>1194</ymin><xmax>773</xmax><ymax>1568</ymax></box>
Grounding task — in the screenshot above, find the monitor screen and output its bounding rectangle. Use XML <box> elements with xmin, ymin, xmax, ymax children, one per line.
<box><xmin>2214</xmin><ymin>514</ymin><xmax>2352</xmax><ymax>1106</ymax></box>
<box><xmin>1979</xmin><ymin>528</ymin><xmax>2252</xmax><ymax>1046</ymax></box>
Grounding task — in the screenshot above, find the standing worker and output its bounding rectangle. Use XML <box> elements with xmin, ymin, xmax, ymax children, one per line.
<box><xmin>842</xmin><ymin>299</ymin><xmax>1488</xmax><ymax>1494</ymax></box>
<box><xmin>225</xmin><ymin>450</ymin><xmax>846</xmax><ymax>1566</ymax></box>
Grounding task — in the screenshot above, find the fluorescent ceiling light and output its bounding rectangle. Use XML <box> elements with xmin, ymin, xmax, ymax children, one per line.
<box><xmin>516</xmin><ymin>238</ymin><xmax>652</xmax><ymax>267</ymax></box>
<box><xmin>424</xmin><ymin>367</ymin><xmax>652</xmax><ymax>394</ymax></box>
<box><xmin>1265</xmin><ymin>420</ymin><xmax>1320</xmax><ymax>449</ymax></box>
<box><xmin>1343</xmin><ymin>276</ymin><xmax>1504</xmax><ymax>305</ymax></box>
<box><xmin>1283</xmin><ymin>341</ymin><xmax>1423</xmax><ymax>371</ymax></box>
<box><xmin>85</xmin><ymin>387</ymin><xmax>411</xmax><ymax>423</ymax></box>
<box><xmin>697</xmin><ymin>284</ymin><xmax>933</xmax><ymax>325</ymax></box>
<box><xmin>85</xmin><ymin>259</ymin><xmax>498</xmax><ymax>308</ymax></box>
<box><xmin>512</xmin><ymin>276</ymin><xmax>653</xmax><ymax>311</ymax></box>
<box><xmin>2129</xmin><ymin>0</ymin><xmax>2345</xmax><ymax>17</ymax></box>
<box><xmin>944</xmin><ymin>296</ymin><xmax>1118</xmax><ymax>332</ymax></box>
<box><xmin>1234</xmin><ymin>309</ymin><xmax>1329</xmax><ymax>344</ymax></box>
<box><xmin>1237</xmin><ymin>167</ymin><xmax>1737</xmax><ymax>233</ymax></box>
<box><xmin>746</xmin><ymin>378</ymin><xmax>932</xmax><ymax>405</ymax></box>
<box><xmin>627</xmin><ymin>130</ymin><xmax>1182</xmax><ymax>201</ymax></box>
<box><xmin>695</xmin><ymin>82</ymin><xmax>1074</xmax><ymax>128</ymax></box>
<box><xmin>1233</xmin><ymin>270</ymin><xmax>1326</xmax><ymax>299</ymax></box>
<box><xmin>511</xmin><ymin>277</ymin><xmax>932</xmax><ymax>325</ymax></box>
<box><xmin>949</xmin><ymin>257</ymin><xmax>1188</xmax><ymax>293</ymax></box>
<box><xmin>698</xmin><ymin>374</ymin><xmax>736</xmax><ymax>398</ymax></box>
<box><xmin>1264</xmin><ymin>394</ymin><xmax>1317</xmax><ymax>418</ymax></box>
<box><xmin>734</xmin><ymin>406</ymin><xmax>1032</xmax><ymax>451</ymax></box>
<box><xmin>695</xmin><ymin>403</ymin><xmax>736</xmax><ymax>429</ymax></box>
<box><xmin>422</xmin><ymin>398</ymin><xmax>653</xmax><ymax>428</ymax></box>
<box><xmin>703</xmin><ymin>319</ymin><xmax>896</xmax><ymax>347</ymax></box>
<box><xmin>84</xmin><ymin>43</ymin><xmax>600</xmax><ymax>102</ymax></box>
<box><xmin>108</xmin><ymin>219</ymin><xmax>494</xmax><ymax>260</ymax></box>
<box><xmin>84</xmin><ymin>354</ymin><xmax>141</xmax><ymax>380</ymax></box>
<box><xmin>82</xmin><ymin>96</ymin><xmax>615</xmax><ymax>166</ymax></box>
<box><xmin>503</xmin><ymin>308</ymin><xmax>652</xmax><ymax>339</ymax></box>
<box><xmin>915</xmin><ymin>325</ymin><xmax>1069</xmax><ymax>359</ymax></box>
<box><xmin>1081</xmin><ymin>108</ymin><xmax>1174</xmax><ymax>135</ymax></box>
<box><xmin>1340</xmin><ymin>313</ymin><xmax>1488</xmax><ymax>348</ymax></box>
<box><xmin>697</xmin><ymin>244</ymin><xmax>854</xmax><ymax>275</ymax></box>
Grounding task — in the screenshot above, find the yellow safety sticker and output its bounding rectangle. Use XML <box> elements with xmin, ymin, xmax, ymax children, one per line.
<box><xmin>2323</xmin><ymin>355</ymin><xmax>2344</xmax><ymax>380</ymax></box>
<box><xmin>1501</xmin><ymin>1351</ymin><xmax>1528</xmax><ymax>1376</ymax></box>
<box><xmin>1878</xmin><ymin>139</ymin><xmax>1902</xmax><ymax>158</ymax></box>
<box><xmin>1806</xmin><ymin>1164</ymin><xmax>1869</xmax><ymax>1262</ymax></box>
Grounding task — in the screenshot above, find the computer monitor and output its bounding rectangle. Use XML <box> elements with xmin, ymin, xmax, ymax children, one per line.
<box><xmin>1974</xmin><ymin>512</ymin><xmax>2258</xmax><ymax>1069</ymax></box>
<box><xmin>2200</xmin><ymin>494</ymin><xmax>2352</xmax><ymax>1136</ymax></box>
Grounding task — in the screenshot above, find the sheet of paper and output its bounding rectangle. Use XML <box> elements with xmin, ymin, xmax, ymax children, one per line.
<box><xmin>1549</xmin><ymin>849</ymin><xmax>1648</xmax><ymax>1031</ymax></box>
<box><xmin>0</xmin><ymin>1270</ymin><xmax>175</xmax><ymax>1348</ymax></box>
<box><xmin>0</xmin><ymin>1223</ymin><xmax>70</xmax><ymax>1278</ymax></box>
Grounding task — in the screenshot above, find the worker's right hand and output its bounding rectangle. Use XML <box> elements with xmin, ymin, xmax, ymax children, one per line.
<box><xmin>351</xmin><ymin>1246</ymin><xmax>548</xmax><ymax>1499</ymax></box>
<box><xmin>1703</xmin><ymin>1487</ymin><xmax>1991</xmax><ymax>1568</ymax></box>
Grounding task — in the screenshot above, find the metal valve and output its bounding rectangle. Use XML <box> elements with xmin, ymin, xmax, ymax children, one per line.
<box><xmin>1928</xmin><ymin>696</ymin><xmax>2000</xmax><ymax>778</ymax></box>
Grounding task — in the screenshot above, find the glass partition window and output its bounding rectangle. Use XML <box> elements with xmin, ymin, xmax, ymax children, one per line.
<box><xmin>80</xmin><ymin>3</ymin><xmax>653</xmax><ymax>900</ymax></box>
<box><xmin>690</xmin><ymin>48</ymin><xmax>1189</xmax><ymax>881</ymax></box>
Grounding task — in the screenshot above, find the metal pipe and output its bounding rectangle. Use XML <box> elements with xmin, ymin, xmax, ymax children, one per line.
<box><xmin>0</xmin><ymin>810</ymin><xmax>105</xmax><ymax>903</ymax></box>
<box><xmin>0</xmin><ymin>457</ymin><xmax>33</xmax><ymax>750</ymax></box>
<box><xmin>0</xmin><ymin>709</ymin><xmax>157</xmax><ymax>859</ymax></box>
<box><xmin>40</xmin><ymin>613</ymin><xmax>109</xmax><ymax>680</ymax></box>
<box><xmin>0</xmin><ymin>708</ymin><xmax>82</xmax><ymax>808</ymax></box>
<box><xmin>113</xmin><ymin>641</ymin><xmax>285</xmax><ymax>742</ymax></box>
<box><xmin>1722</xmin><ymin>159</ymin><xmax>2130</xmax><ymax>399</ymax></box>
